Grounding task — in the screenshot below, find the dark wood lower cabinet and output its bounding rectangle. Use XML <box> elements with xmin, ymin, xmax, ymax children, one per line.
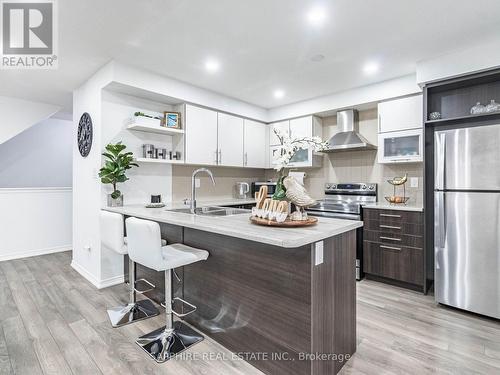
<box><xmin>363</xmin><ymin>241</ymin><xmax>423</xmax><ymax>285</ymax></box>
<box><xmin>125</xmin><ymin>219</ymin><xmax>357</xmax><ymax>375</ymax></box>
<box><xmin>362</xmin><ymin>208</ymin><xmax>425</xmax><ymax>290</ymax></box>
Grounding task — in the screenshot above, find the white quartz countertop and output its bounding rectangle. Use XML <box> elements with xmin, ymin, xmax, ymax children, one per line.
<box><xmin>363</xmin><ymin>203</ymin><xmax>423</xmax><ymax>212</ymax></box>
<box><xmin>103</xmin><ymin>203</ymin><xmax>363</xmax><ymax>248</ymax></box>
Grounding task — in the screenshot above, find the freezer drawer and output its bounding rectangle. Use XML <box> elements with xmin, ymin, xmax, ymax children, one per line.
<box><xmin>434</xmin><ymin>191</ymin><xmax>500</xmax><ymax>319</ymax></box>
<box><xmin>435</xmin><ymin>124</ymin><xmax>500</xmax><ymax>190</ymax></box>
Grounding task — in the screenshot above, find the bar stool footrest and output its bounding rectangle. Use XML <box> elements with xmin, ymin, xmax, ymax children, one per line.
<box><xmin>134</xmin><ymin>278</ymin><xmax>155</xmax><ymax>294</ymax></box>
<box><xmin>173</xmin><ymin>297</ymin><xmax>197</xmax><ymax>317</ymax></box>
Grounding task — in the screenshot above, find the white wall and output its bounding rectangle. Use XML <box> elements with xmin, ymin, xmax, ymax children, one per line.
<box><xmin>0</xmin><ymin>96</ymin><xmax>60</xmax><ymax>144</ymax></box>
<box><xmin>267</xmin><ymin>75</ymin><xmax>421</xmax><ymax>122</ymax></box>
<box><xmin>113</xmin><ymin>63</ymin><xmax>269</xmax><ymax>122</ymax></box>
<box><xmin>101</xmin><ymin>90</ymin><xmax>173</xmax><ymax>206</ymax></box>
<box><xmin>0</xmin><ymin>118</ymin><xmax>73</xmax><ymax>188</ymax></box>
<box><xmin>417</xmin><ymin>36</ymin><xmax>500</xmax><ymax>84</ymax></box>
<box><xmin>72</xmin><ymin>62</ymin><xmax>114</xmax><ymax>288</ymax></box>
<box><xmin>0</xmin><ymin>188</ymin><xmax>72</xmax><ymax>261</ymax></box>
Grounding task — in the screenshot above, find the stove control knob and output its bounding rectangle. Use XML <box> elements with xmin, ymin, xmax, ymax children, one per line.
<box><xmin>361</xmin><ymin>184</ymin><xmax>367</xmax><ymax>190</ymax></box>
<box><xmin>368</xmin><ymin>185</ymin><xmax>375</xmax><ymax>190</ymax></box>
<box><xmin>325</xmin><ymin>184</ymin><xmax>332</xmax><ymax>190</ymax></box>
<box><xmin>331</xmin><ymin>184</ymin><xmax>337</xmax><ymax>189</ymax></box>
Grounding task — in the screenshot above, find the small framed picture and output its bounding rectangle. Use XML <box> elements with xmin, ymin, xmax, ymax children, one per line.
<box><xmin>163</xmin><ymin>112</ymin><xmax>181</xmax><ymax>129</ymax></box>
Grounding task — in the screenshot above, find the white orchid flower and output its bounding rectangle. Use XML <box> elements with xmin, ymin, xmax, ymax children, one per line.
<box><xmin>271</xmin><ymin>128</ymin><xmax>329</xmax><ymax>172</ymax></box>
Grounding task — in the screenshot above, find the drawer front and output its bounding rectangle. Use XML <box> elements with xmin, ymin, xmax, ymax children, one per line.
<box><xmin>363</xmin><ymin>241</ymin><xmax>423</xmax><ymax>285</ymax></box>
<box><xmin>363</xmin><ymin>230</ymin><xmax>423</xmax><ymax>248</ymax></box>
<box><xmin>363</xmin><ymin>219</ymin><xmax>423</xmax><ymax>236</ymax></box>
<box><xmin>363</xmin><ymin>209</ymin><xmax>423</xmax><ymax>224</ymax></box>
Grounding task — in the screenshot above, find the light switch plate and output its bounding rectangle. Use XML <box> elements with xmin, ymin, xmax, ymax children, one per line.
<box><xmin>195</xmin><ymin>178</ymin><xmax>201</xmax><ymax>188</ymax></box>
<box><xmin>410</xmin><ymin>177</ymin><xmax>418</xmax><ymax>188</ymax></box>
<box><xmin>314</xmin><ymin>241</ymin><xmax>324</xmax><ymax>266</ymax></box>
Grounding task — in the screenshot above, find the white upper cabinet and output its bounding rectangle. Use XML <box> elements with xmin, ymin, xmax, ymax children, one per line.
<box><xmin>244</xmin><ymin>119</ymin><xmax>267</xmax><ymax>168</ymax></box>
<box><xmin>269</xmin><ymin>120</ymin><xmax>290</xmax><ymax>145</ymax></box>
<box><xmin>268</xmin><ymin>116</ymin><xmax>323</xmax><ymax>168</ymax></box>
<box><xmin>378</xmin><ymin>129</ymin><xmax>423</xmax><ymax>164</ymax></box>
<box><xmin>289</xmin><ymin>117</ymin><xmax>313</xmax><ymax>139</ymax></box>
<box><xmin>185</xmin><ymin>104</ymin><xmax>218</xmax><ymax>165</ymax></box>
<box><xmin>378</xmin><ymin>95</ymin><xmax>423</xmax><ymax>133</ymax></box>
<box><xmin>217</xmin><ymin>113</ymin><xmax>244</xmax><ymax>167</ymax></box>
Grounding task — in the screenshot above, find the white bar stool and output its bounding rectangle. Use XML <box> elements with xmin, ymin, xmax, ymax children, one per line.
<box><xmin>100</xmin><ymin>210</ymin><xmax>161</xmax><ymax>327</ymax></box>
<box><xmin>125</xmin><ymin>217</ymin><xmax>209</xmax><ymax>362</ymax></box>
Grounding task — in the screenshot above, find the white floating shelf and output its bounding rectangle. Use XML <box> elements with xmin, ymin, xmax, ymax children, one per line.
<box><xmin>134</xmin><ymin>157</ymin><xmax>184</xmax><ymax>164</ymax></box>
<box><xmin>126</xmin><ymin>117</ymin><xmax>184</xmax><ymax>135</ymax></box>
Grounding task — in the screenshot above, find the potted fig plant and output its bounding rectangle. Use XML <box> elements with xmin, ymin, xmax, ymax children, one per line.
<box><xmin>99</xmin><ymin>142</ymin><xmax>138</xmax><ymax>207</ymax></box>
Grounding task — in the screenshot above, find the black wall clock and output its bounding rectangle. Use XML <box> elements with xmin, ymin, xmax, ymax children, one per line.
<box><xmin>77</xmin><ymin>112</ymin><xmax>93</xmax><ymax>157</ymax></box>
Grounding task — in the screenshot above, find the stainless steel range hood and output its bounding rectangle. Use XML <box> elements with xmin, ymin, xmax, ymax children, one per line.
<box><xmin>322</xmin><ymin>109</ymin><xmax>377</xmax><ymax>152</ymax></box>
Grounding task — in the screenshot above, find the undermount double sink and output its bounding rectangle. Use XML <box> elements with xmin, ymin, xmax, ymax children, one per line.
<box><xmin>167</xmin><ymin>206</ymin><xmax>249</xmax><ymax>217</ymax></box>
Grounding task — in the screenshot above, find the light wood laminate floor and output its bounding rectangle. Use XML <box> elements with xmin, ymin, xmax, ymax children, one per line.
<box><xmin>0</xmin><ymin>251</ymin><xmax>498</xmax><ymax>375</ymax></box>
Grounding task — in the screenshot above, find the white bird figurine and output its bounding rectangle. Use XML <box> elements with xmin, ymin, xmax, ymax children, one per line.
<box><xmin>283</xmin><ymin>176</ymin><xmax>316</xmax><ymax>208</ymax></box>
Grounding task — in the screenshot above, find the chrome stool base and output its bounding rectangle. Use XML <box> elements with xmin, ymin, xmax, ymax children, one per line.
<box><xmin>136</xmin><ymin>321</ymin><xmax>204</xmax><ymax>362</ymax></box>
<box><xmin>107</xmin><ymin>299</ymin><xmax>159</xmax><ymax>328</ymax></box>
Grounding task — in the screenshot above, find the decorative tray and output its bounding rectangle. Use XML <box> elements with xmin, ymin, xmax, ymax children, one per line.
<box><xmin>250</xmin><ymin>216</ymin><xmax>318</xmax><ymax>227</ymax></box>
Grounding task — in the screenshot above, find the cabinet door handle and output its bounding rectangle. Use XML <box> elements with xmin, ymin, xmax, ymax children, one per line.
<box><xmin>378</xmin><ymin>114</ymin><xmax>381</xmax><ymax>132</ymax></box>
<box><xmin>380</xmin><ymin>236</ymin><xmax>402</xmax><ymax>242</ymax></box>
<box><xmin>214</xmin><ymin>150</ymin><xmax>218</xmax><ymax>164</ymax></box>
<box><xmin>380</xmin><ymin>245</ymin><xmax>402</xmax><ymax>251</ymax></box>
<box><xmin>380</xmin><ymin>213</ymin><xmax>401</xmax><ymax>218</ymax></box>
<box><xmin>379</xmin><ymin>224</ymin><xmax>401</xmax><ymax>230</ymax></box>
<box><xmin>219</xmin><ymin>149</ymin><xmax>222</xmax><ymax>164</ymax></box>
<box><xmin>244</xmin><ymin>152</ymin><xmax>248</xmax><ymax>166</ymax></box>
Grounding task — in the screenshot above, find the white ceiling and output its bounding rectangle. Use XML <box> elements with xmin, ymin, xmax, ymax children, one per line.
<box><xmin>1</xmin><ymin>0</ymin><xmax>500</xmax><ymax>112</ymax></box>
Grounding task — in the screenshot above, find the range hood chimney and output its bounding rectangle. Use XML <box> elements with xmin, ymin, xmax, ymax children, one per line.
<box><xmin>323</xmin><ymin>109</ymin><xmax>377</xmax><ymax>152</ymax></box>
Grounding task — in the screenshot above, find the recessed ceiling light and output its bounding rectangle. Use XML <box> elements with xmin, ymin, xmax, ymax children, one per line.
<box><xmin>205</xmin><ymin>59</ymin><xmax>220</xmax><ymax>73</ymax></box>
<box><xmin>274</xmin><ymin>89</ymin><xmax>285</xmax><ymax>99</ymax></box>
<box><xmin>311</xmin><ymin>54</ymin><xmax>325</xmax><ymax>62</ymax></box>
<box><xmin>363</xmin><ymin>62</ymin><xmax>379</xmax><ymax>75</ymax></box>
<box><xmin>307</xmin><ymin>6</ymin><xmax>327</xmax><ymax>26</ymax></box>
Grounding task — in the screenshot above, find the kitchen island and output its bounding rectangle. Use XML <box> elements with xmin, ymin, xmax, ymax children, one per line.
<box><xmin>104</xmin><ymin>204</ymin><xmax>362</xmax><ymax>375</ymax></box>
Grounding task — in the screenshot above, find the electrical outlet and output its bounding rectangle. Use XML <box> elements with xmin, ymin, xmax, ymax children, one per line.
<box><xmin>410</xmin><ymin>177</ymin><xmax>418</xmax><ymax>188</ymax></box>
<box><xmin>195</xmin><ymin>178</ymin><xmax>201</xmax><ymax>188</ymax></box>
<box><xmin>314</xmin><ymin>241</ymin><xmax>324</xmax><ymax>266</ymax></box>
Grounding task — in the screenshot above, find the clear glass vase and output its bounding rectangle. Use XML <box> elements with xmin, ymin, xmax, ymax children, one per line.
<box><xmin>486</xmin><ymin>99</ymin><xmax>500</xmax><ymax>113</ymax></box>
<box><xmin>470</xmin><ymin>102</ymin><xmax>486</xmax><ymax>115</ymax></box>
<box><xmin>107</xmin><ymin>194</ymin><xmax>123</xmax><ymax>207</ymax></box>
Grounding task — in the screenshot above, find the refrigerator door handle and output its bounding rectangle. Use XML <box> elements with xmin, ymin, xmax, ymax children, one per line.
<box><xmin>435</xmin><ymin>133</ymin><xmax>447</xmax><ymax>190</ymax></box>
<box><xmin>436</xmin><ymin>192</ymin><xmax>447</xmax><ymax>248</ymax></box>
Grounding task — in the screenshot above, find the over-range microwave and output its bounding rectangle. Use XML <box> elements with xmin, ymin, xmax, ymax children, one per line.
<box><xmin>251</xmin><ymin>181</ymin><xmax>277</xmax><ymax>198</ymax></box>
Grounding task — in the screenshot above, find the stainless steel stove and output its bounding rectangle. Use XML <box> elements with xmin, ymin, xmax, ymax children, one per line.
<box><xmin>307</xmin><ymin>182</ymin><xmax>377</xmax><ymax>280</ymax></box>
<box><xmin>307</xmin><ymin>182</ymin><xmax>377</xmax><ymax>220</ymax></box>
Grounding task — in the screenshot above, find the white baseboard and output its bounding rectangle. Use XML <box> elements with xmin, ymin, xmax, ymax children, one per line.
<box><xmin>71</xmin><ymin>260</ymin><xmax>100</xmax><ymax>288</ymax></box>
<box><xmin>0</xmin><ymin>245</ymin><xmax>71</xmax><ymax>262</ymax></box>
<box><xmin>70</xmin><ymin>260</ymin><xmax>124</xmax><ymax>289</ymax></box>
<box><xmin>99</xmin><ymin>274</ymin><xmax>125</xmax><ymax>289</ymax></box>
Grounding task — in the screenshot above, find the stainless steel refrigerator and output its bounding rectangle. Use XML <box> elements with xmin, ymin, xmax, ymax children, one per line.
<box><xmin>435</xmin><ymin>124</ymin><xmax>500</xmax><ymax>319</ymax></box>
